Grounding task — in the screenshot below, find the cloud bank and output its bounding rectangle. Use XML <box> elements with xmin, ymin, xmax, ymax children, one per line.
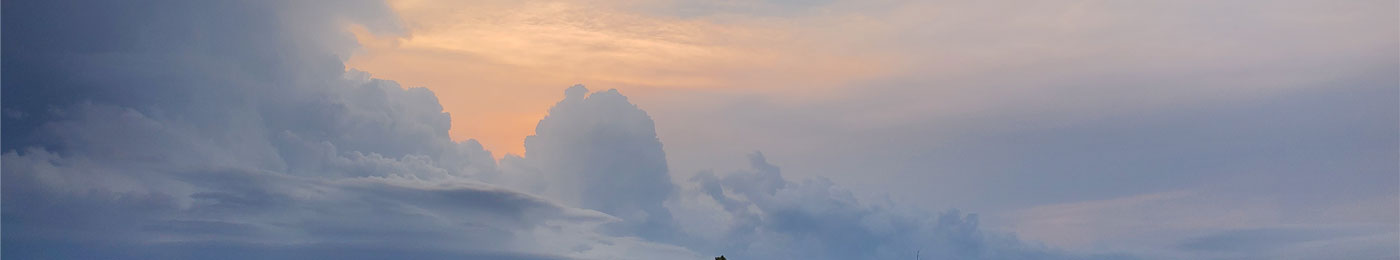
<box><xmin>2</xmin><ymin>0</ymin><xmax>685</xmax><ymax>259</ymax></box>
<box><xmin>678</xmin><ymin>152</ymin><xmax>1131</xmax><ymax>259</ymax></box>
<box><xmin>4</xmin><ymin>0</ymin><xmax>1133</xmax><ymax>259</ymax></box>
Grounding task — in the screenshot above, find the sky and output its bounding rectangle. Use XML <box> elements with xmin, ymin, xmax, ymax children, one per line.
<box><xmin>2</xmin><ymin>0</ymin><xmax>1397</xmax><ymax>259</ymax></box>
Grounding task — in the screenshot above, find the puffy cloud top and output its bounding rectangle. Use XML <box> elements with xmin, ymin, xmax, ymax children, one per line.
<box><xmin>4</xmin><ymin>0</ymin><xmax>1143</xmax><ymax>259</ymax></box>
<box><xmin>1</xmin><ymin>1</ymin><xmax>681</xmax><ymax>259</ymax></box>
<box><xmin>511</xmin><ymin>84</ymin><xmax>678</xmax><ymax>239</ymax></box>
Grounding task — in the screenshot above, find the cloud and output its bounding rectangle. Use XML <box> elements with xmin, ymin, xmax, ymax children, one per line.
<box><xmin>1007</xmin><ymin>190</ymin><xmax>1399</xmax><ymax>259</ymax></box>
<box><xmin>487</xmin><ymin>84</ymin><xmax>1131</xmax><ymax>259</ymax></box>
<box><xmin>17</xmin><ymin>0</ymin><xmax>1381</xmax><ymax>259</ymax></box>
<box><xmin>676</xmin><ymin>152</ymin><xmax>1131</xmax><ymax>260</ymax></box>
<box><xmin>1</xmin><ymin>0</ymin><xmax>691</xmax><ymax>259</ymax></box>
<box><xmin>502</xmin><ymin>84</ymin><xmax>679</xmax><ymax>239</ymax></box>
<box><xmin>2</xmin><ymin>147</ymin><xmax>617</xmax><ymax>255</ymax></box>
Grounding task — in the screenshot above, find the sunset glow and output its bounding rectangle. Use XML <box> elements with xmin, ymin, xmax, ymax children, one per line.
<box><xmin>347</xmin><ymin>0</ymin><xmax>905</xmax><ymax>155</ymax></box>
<box><xmin>6</xmin><ymin>0</ymin><xmax>1396</xmax><ymax>259</ymax></box>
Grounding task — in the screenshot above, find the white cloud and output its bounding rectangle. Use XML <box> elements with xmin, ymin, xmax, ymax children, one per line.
<box><xmin>501</xmin><ymin>84</ymin><xmax>679</xmax><ymax>240</ymax></box>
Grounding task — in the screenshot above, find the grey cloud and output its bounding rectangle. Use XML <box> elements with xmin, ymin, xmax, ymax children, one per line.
<box><xmin>1</xmin><ymin>146</ymin><xmax>615</xmax><ymax>257</ymax></box>
<box><xmin>1177</xmin><ymin>228</ymin><xmax>1338</xmax><ymax>253</ymax></box>
<box><xmin>505</xmin><ymin>84</ymin><xmax>679</xmax><ymax>239</ymax></box>
<box><xmin>1174</xmin><ymin>227</ymin><xmax>1398</xmax><ymax>259</ymax></box>
<box><xmin>683</xmin><ymin>152</ymin><xmax>1132</xmax><ymax>260</ymax></box>
<box><xmin>497</xmin><ymin>85</ymin><xmax>1130</xmax><ymax>258</ymax></box>
<box><xmin>1</xmin><ymin>0</ymin><xmax>685</xmax><ymax>259</ymax></box>
<box><xmin>7</xmin><ymin>0</ymin><xmax>1320</xmax><ymax>259</ymax></box>
<box><xmin>644</xmin><ymin>2</ymin><xmax>1398</xmax><ymax>256</ymax></box>
<box><xmin>3</xmin><ymin>240</ymin><xmax>573</xmax><ymax>260</ymax></box>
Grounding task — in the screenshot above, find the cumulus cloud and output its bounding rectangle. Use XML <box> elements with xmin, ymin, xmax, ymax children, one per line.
<box><xmin>3</xmin><ymin>0</ymin><xmax>1142</xmax><ymax>259</ymax></box>
<box><xmin>1</xmin><ymin>0</ymin><xmax>690</xmax><ymax>259</ymax></box>
<box><xmin>677</xmin><ymin>153</ymin><xmax>1131</xmax><ymax>260</ymax></box>
<box><xmin>494</xmin><ymin>85</ymin><xmax>1129</xmax><ymax>259</ymax></box>
<box><xmin>501</xmin><ymin>84</ymin><xmax>678</xmax><ymax>239</ymax></box>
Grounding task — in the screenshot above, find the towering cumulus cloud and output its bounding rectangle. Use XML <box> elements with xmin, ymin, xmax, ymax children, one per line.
<box><xmin>5</xmin><ymin>0</ymin><xmax>1128</xmax><ymax>259</ymax></box>
<box><xmin>504</xmin><ymin>85</ymin><xmax>678</xmax><ymax>239</ymax></box>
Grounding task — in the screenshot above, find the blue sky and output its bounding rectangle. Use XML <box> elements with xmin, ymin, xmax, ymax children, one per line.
<box><xmin>3</xmin><ymin>0</ymin><xmax>1396</xmax><ymax>259</ymax></box>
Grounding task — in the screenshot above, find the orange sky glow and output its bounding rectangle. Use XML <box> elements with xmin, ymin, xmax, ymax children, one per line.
<box><xmin>346</xmin><ymin>0</ymin><xmax>899</xmax><ymax>156</ymax></box>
